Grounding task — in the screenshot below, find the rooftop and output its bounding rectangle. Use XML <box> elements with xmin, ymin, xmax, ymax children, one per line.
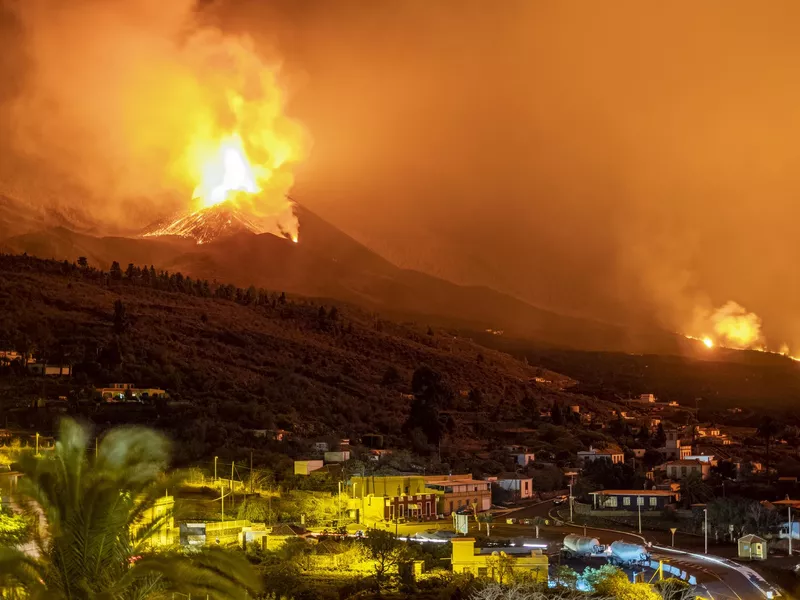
<box><xmin>665</xmin><ymin>459</ymin><xmax>710</xmax><ymax>466</ymax></box>
<box><xmin>589</xmin><ymin>489</ymin><xmax>678</xmax><ymax>497</ymax></box>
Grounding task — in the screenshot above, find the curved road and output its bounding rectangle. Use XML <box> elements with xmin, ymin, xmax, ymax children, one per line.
<box><xmin>487</xmin><ymin>499</ymin><xmax>781</xmax><ymax>600</ymax></box>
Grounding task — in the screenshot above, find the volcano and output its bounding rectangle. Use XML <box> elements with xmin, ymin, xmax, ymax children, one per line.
<box><xmin>141</xmin><ymin>202</ymin><xmax>295</xmax><ymax>245</ymax></box>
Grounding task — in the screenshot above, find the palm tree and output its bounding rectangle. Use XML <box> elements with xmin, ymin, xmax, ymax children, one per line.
<box><xmin>0</xmin><ymin>418</ymin><xmax>261</xmax><ymax>599</ymax></box>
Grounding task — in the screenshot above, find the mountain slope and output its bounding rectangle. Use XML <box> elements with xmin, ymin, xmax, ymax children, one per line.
<box><xmin>0</xmin><ymin>205</ymin><xmax>679</xmax><ymax>353</ymax></box>
<box><xmin>0</xmin><ymin>254</ymin><xmax>601</xmax><ymax>464</ymax></box>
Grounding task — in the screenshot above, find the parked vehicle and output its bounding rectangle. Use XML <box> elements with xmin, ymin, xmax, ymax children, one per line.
<box><xmin>608</xmin><ymin>540</ymin><xmax>651</xmax><ymax>567</ymax></box>
<box><xmin>553</xmin><ymin>495</ymin><xmax>568</xmax><ymax>505</ymax></box>
<box><xmin>562</xmin><ymin>534</ymin><xmax>603</xmax><ymax>558</ymax></box>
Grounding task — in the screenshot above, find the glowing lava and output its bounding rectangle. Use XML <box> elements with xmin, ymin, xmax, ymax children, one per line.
<box><xmin>193</xmin><ymin>134</ymin><xmax>260</xmax><ymax>208</ymax></box>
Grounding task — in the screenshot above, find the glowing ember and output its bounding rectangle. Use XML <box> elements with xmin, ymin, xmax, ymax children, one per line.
<box><xmin>702</xmin><ymin>337</ymin><xmax>714</xmax><ymax>348</ymax></box>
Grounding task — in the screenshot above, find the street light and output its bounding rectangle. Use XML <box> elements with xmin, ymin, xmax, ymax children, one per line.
<box><xmin>638</xmin><ymin>499</ymin><xmax>642</xmax><ymax>534</ymax></box>
<box><xmin>214</xmin><ymin>456</ymin><xmax>218</xmax><ymax>482</ymax></box>
<box><xmin>789</xmin><ymin>505</ymin><xmax>793</xmax><ymax>556</ymax></box>
<box><xmin>704</xmin><ymin>508</ymin><xmax>708</xmax><ymax>554</ymax></box>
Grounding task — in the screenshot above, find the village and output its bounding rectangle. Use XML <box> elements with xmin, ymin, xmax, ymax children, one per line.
<box><xmin>2</xmin><ymin>374</ymin><xmax>800</xmax><ymax>597</ymax></box>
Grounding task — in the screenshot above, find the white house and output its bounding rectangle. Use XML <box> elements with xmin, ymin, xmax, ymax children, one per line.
<box><xmin>492</xmin><ymin>474</ymin><xmax>534</xmax><ymax>500</ymax></box>
<box><xmin>578</xmin><ymin>446</ymin><xmax>624</xmax><ymax>465</ymax></box>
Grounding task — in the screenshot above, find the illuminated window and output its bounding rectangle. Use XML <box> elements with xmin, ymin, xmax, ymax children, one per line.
<box><xmin>623</xmin><ymin>497</ymin><xmax>631</xmax><ymax>506</ymax></box>
<box><xmin>637</xmin><ymin>496</ymin><xmax>644</xmax><ymax>506</ymax></box>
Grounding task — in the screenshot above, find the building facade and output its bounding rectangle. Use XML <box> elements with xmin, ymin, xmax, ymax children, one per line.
<box><xmin>451</xmin><ymin>538</ymin><xmax>548</xmax><ymax>582</ymax></box>
<box><xmin>665</xmin><ymin>459</ymin><xmax>711</xmax><ymax>480</ymax></box>
<box><xmin>589</xmin><ymin>489</ymin><xmax>679</xmax><ymax>510</ymax></box>
<box><xmin>578</xmin><ymin>446</ymin><xmax>624</xmax><ymax>465</ymax></box>
<box><xmin>424</xmin><ymin>474</ymin><xmax>492</xmax><ymax>514</ymax></box>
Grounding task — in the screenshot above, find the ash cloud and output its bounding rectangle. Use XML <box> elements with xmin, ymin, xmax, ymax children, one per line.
<box><xmin>0</xmin><ymin>0</ymin><xmax>304</xmax><ymax>231</ymax></box>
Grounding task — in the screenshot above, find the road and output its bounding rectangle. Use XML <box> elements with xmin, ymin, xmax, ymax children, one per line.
<box><xmin>493</xmin><ymin>500</ymin><xmax>781</xmax><ymax>600</ymax></box>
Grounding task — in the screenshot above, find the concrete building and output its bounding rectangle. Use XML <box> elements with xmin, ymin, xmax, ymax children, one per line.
<box><xmin>424</xmin><ymin>474</ymin><xmax>492</xmax><ymax>514</ymax></box>
<box><xmin>491</xmin><ymin>474</ymin><xmax>534</xmax><ymax>500</ymax></box>
<box><xmin>664</xmin><ymin>459</ymin><xmax>711</xmax><ymax>480</ymax></box>
<box><xmin>27</xmin><ymin>363</ymin><xmax>72</xmax><ymax>376</ymax></box>
<box><xmin>348</xmin><ymin>475</ymin><xmax>443</xmax><ymax>525</ymax></box>
<box><xmin>578</xmin><ymin>446</ymin><xmax>624</xmax><ymax>465</ymax></box>
<box><xmin>589</xmin><ymin>489</ymin><xmax>679</xmax><ymax>510</ymax></box>
<box><xmin>294</xmin><ymin>460</ymin><xmax>324</xmax><ymax>475</ymax></box>
<box><xmin>513</xmin><ymin>452</ymin><xmax>536</xmax><ymax>467</ymax></box>
<box><xmin>451</xmin><ymin>538</ymin><xmax>548</xmax><ymax>582</ymax></box>
<box><xmin>659</xmin><ymin>428</ymin><xmax>692</xmax><ymax>460</ymax></box>
<box><xmin>324</xmin><ymin>450</ymin><xmax>351</xmax><ymax>463</ymax></box>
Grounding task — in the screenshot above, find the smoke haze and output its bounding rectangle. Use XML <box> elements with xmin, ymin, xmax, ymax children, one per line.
<box><xmin>1</xmin><ymin>0</ymin><xmax>800</xmax><ymax>350</ymax></box>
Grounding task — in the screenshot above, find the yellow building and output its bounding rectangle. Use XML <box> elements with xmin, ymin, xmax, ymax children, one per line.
<box><xmin>451</xmin><ymin>538</ymin><xmax>548</xmax><ymax>583</ymax></box>
<box><xmin>348</xmin><ymin>475</ymin><xmax>443</xmax><ymax>525</ymax></box>
<box><xmin>132</xmin><ymin>495</ymin><xmax>175</xmax><ymax>547</ymax></box>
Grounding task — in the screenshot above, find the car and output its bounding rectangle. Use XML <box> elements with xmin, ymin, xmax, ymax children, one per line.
<box><xmin>552</xmin><ymin>495</ymin><xmax>568</xmax><ymax>505</ymax></box>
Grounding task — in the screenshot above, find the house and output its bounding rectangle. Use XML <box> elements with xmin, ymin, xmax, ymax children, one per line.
<box><xmin>313</xmin><ymin>442</ymin><xmax>330</xmax><ymax>452</ymax></box>
<box><xmin>664</xmin><ymin>459</ymin><xmax>711</xmax><ymax>481</ymax></box>
<box><xmin>324</xmin><ymin>450</ymin><xmax>351</xmax><ymax>463</ymax></box>
<box><xmin>451</xmin><ymin>538</ymin><xmax>548</xmax><ymax>582</ymax></box>
<box><xmin>294</xmin><ymin>460</ymin><xmax>324</xmax><ymax>475</ymax></box>
<box><xmin>0</xmin><ymin>350</ymin><xmax>22</xmax><ymax>363</ymax></box>
<box><xmin>568</xmin><ymin>405</ymin><xmax>580</xmax><ymax>414</ymax></box>
<box><xmin>577</xmin><ymin>445</ymin><xmax>624</xmax><ymax>465</ymax></box>
<box><xmin>348</xmin><ymin>475</ymin><xmax>443</xmax><ymax>525</ymax></box>
<box><xmin>658</xmin><ymin>428</ymin><xmax>692</xmax><ymax>460</ymax></box>
<box><xmin>132</xmin><ymin>495</ymin><xmax>175</xmax><ymax>547</ymax></box>
<box><xmin>589</xmin><ymin>489</ymin><xmax>680</xmax><ymax>510</ymax></box>
<box><xmin>513</xmin><ymin>452</ymin><xmax>536</xmax><ymax>467</ymax></box>
<box><xmin>424</xmin><ymin>474</ymin><xmax>492</xmax><ymax>514</ymax></box>
<box><xmin>684</xmin><ymin>454</ymin><xmax>716</xmax><ymax>465</ymax></box>
<box><xmin>27</xmin><ymin>362</ymin><xmax>72</xmax><ymax>376</ymax></box>
<box><xmin>639</xmin><ymin>394</ymin><xmax>656</xmax><ymax>403</ymax></box>
<box><xmin>491</xmin><ymin>473</ymin><xmax>534</xmax><ymax>500</ymax></box>
<box><xmin>369</xmin><ymin>449</ymin><xmax>393</xmax><ymax>461</ymax></box>
<box><xmin>96</xmin><ymin>383</ymin><xmax>167</xmax><ymax>401</ymax></box>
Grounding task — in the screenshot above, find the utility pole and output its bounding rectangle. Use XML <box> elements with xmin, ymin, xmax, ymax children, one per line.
<box><xmin>704</xmin><ymin>508</ymin><xmax>708</xmax><ymax>554</ymax></box>
<box><xmin>250</xmin><ymin>451</ymin><xmax>254</xmax><ymax>494</ymax></box>
<box><xmin>230</xmin><ymin>461</ymin><xmax>235</xmax><ymax>510</ymax></box>
<box><xmin>670</xmin><ymin>527</ymin><xmax>677</xmax><ymax>548</ymax></box>
<box><xmin>35</xmin><ymin>432</ymin><xmax>39</xmax><ymax>456</ymax></box>
<box><xmin>214</xmin><ymin>456</ymin><xmax>218</xmax><ymax>482</ymax></box>
<box><xmin>221</xmin><ymin>484</ymin><xmax>225</xmax><ymax>524</ymax></box>
<box><xmin>95</xmin><ymin>437</ymin><xmax>98</xmax><ymax>459</ymax></box>
<box><xmin>789</xmin><ymin>505</ymin><xmax>793</xmax><ymax>555</ymax></box>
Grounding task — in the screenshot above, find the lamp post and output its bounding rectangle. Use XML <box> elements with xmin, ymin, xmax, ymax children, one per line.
<box><xmin>704</xmin><ymin>508</ymin><xmax>708</xmax><ymax>554</ymax></box>
<box><xmin>789</xmin><ymin>505</ymin><xmax>793</xmax><ymax>556</ymax></box>
<box><xmin>637</xmin><ymin>499</ymin><xmax>642</xmax><ymax>534</ymax></box>
<box><xmin>35</xmin><ymin>433</ymin><xmax>39</xmax><ymax>456</ymax></box>
<box><xmin>214</xmin><ymin>456</ymin><xmax>218</xmax><ymax>482</ymax></box>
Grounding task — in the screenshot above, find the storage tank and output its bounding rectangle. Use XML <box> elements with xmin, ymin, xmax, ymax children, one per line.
<box><xmin>608</xmin><ymin>540</ymin><xmax>650</xmax><ymax>566</ymax></box>
<box><xmin>563</xmin><ymin>534</ymin><xmax>602</xmax><ymax>556</ymax></box>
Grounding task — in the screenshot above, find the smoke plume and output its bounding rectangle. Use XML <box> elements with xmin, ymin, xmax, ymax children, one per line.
<box><xmin>0</xmin><ymin>0</ymin><xmax>307</xmax><ymax>230</ymax></box>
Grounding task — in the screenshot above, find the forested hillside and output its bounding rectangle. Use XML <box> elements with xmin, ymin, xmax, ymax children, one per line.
<box><xmin>0</xmin><ymin>254</ymin><xmax>602</xmax><ymax>464</ymax></box>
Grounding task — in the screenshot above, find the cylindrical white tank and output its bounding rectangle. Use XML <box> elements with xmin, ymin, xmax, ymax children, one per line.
<box><xmin>609</xmin><ymin>540</ymin><xmax>649</xmax><ymax>563</ymax></box>
<box><xmin>563</xmin><ymin>534</ymin><xmax>601</xmax><ymax>555</ymax></box>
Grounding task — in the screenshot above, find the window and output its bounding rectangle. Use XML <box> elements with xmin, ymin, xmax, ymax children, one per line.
<box><xmin>650</xmin><ymin>497</ymin><xmax>658</xmax><ymax>507</ymax></box>
<box><xmin>604</xmin><ymin>496</ymin><xmax>618</xmax><ymax>508</ymax></box>
<box><xmin>524</xmin><ymin>481</ymin><xmax>529</xmax><ymax>492</ymax></box>
<box><xmin>637</xmin><ymin>496</ymin><xmax>644</xmax><ymax>506</ymax></box>
<box><xmin>474</xmin><ymin>486</ymin><xmax>478</xmax><ymax>492</ymax></box>
<box><xmin>681</xmin><ymin>466</ymin><xmax>687</xmax><ymax>476</ymax></box>
<box><xmin>449</xmin><ymin>501</ymin><xmax>454</xmax><ymax>513</ymax></box>
<box><xmin>623</xmin><ymin>496</ymin><xmax>631</xmax><ymax>506</ymax></box>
